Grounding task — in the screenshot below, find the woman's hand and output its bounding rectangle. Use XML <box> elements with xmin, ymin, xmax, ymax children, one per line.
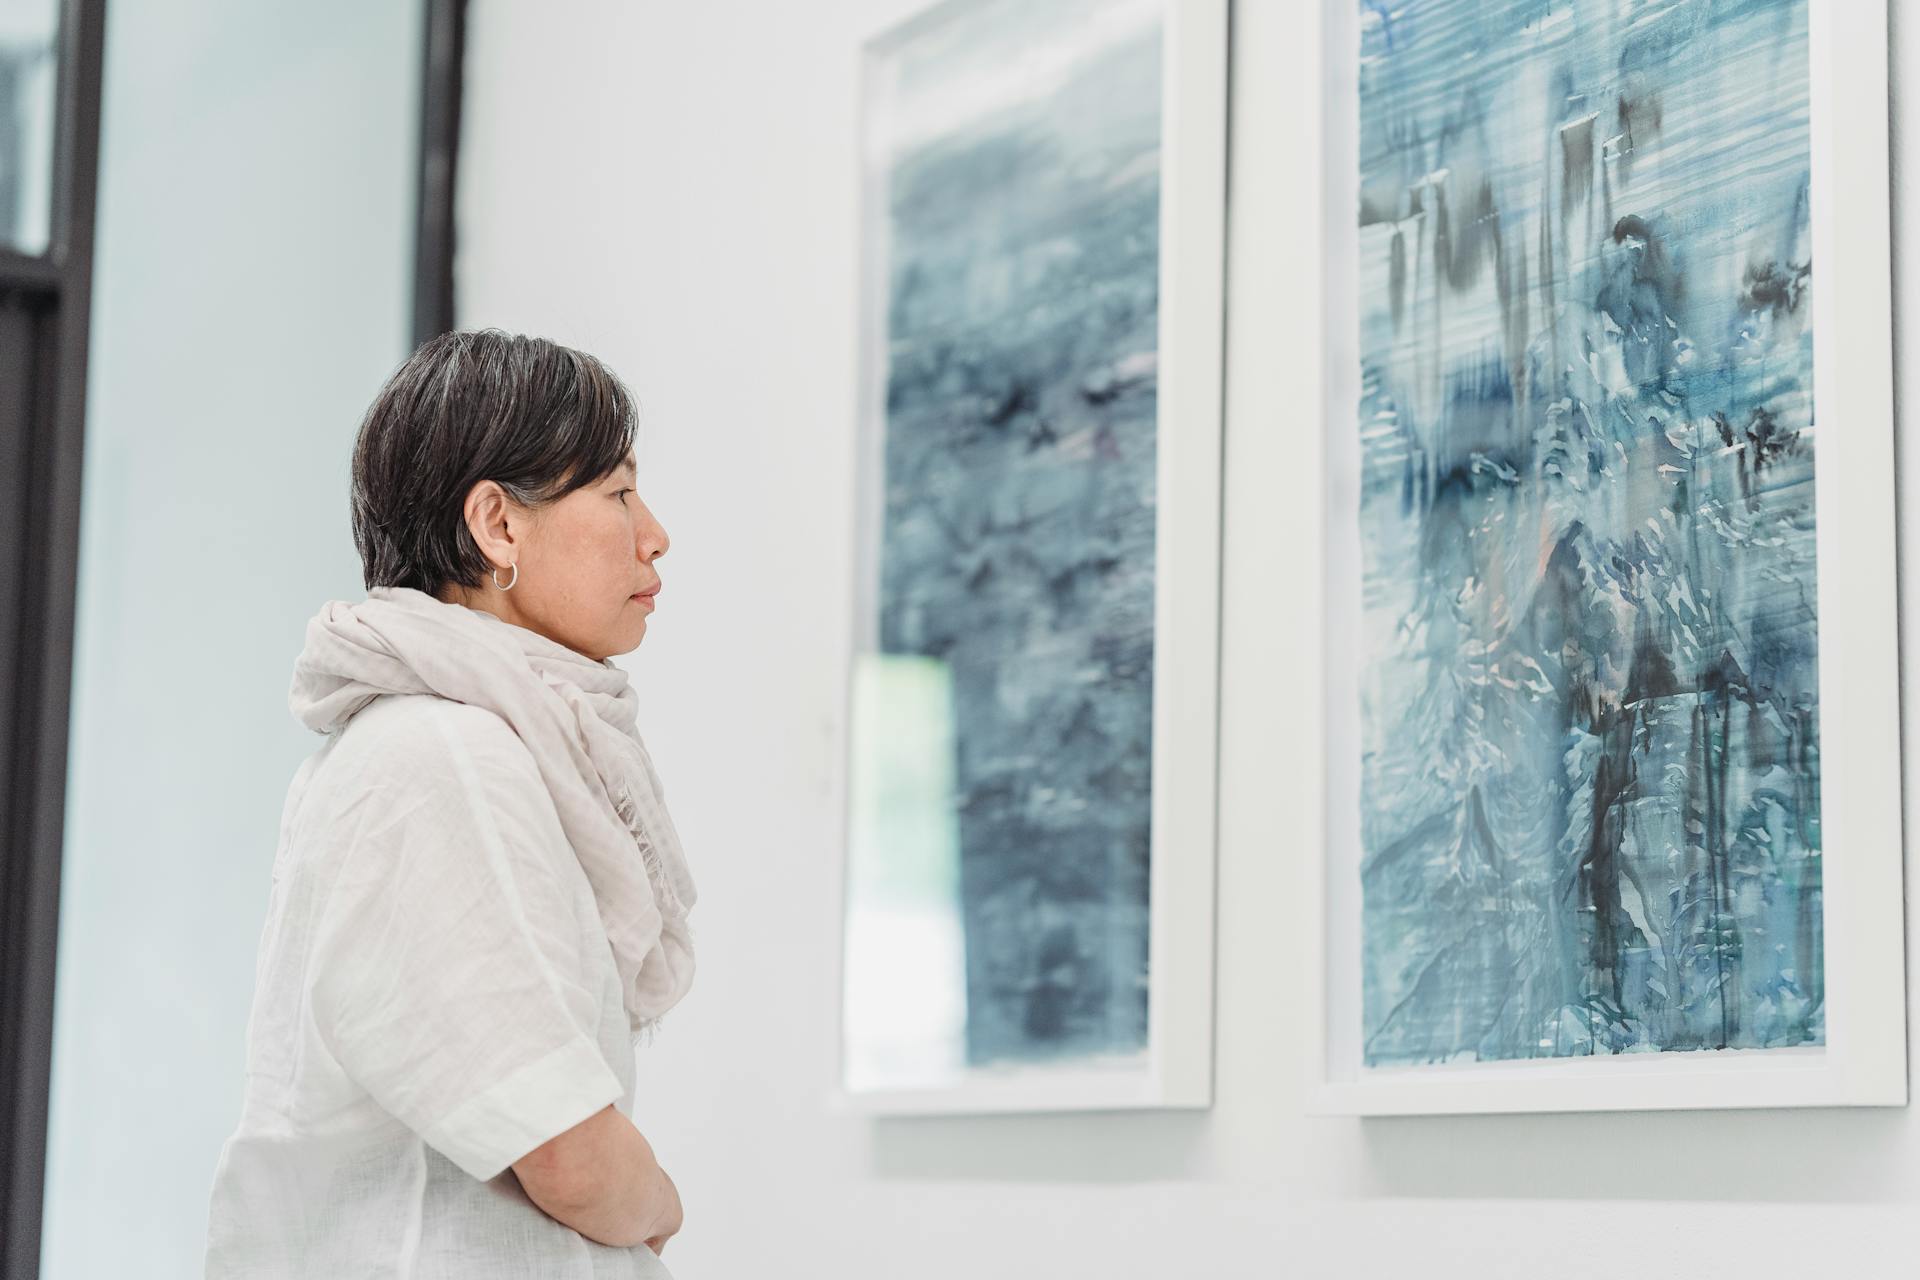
<box><xmin>513</xmin><ymin>1105</ymin><xmax>684</xmax><ymax>1249</ymax></box>
<box><xmin>643</xmin><ymin>1166</ymin><xmax>683</xmax><ymax>1255</ymax></box>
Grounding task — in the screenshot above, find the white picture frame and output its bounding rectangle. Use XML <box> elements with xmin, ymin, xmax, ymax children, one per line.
<box><xmin>831</xmin><ymin>0</ymin><xmax>1228</xmax><ymax>1116</ymax></box>
<box><xmin>1313</xmin><ymin>0</ymin><xmax>1907</xmax><ymax>1116</ymax></box>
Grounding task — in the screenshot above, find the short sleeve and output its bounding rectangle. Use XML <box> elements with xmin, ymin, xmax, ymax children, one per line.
<box><xmin>307</xmin><ymin>699</ymin><xmax>623</xmax><ymax>1183</ymax></box>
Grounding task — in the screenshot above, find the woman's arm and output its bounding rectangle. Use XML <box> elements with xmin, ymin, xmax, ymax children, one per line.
<box><xmin>512</xmin><ymin>1105</ymin><xmax>683</xmax><ymax>1250</ymax></box>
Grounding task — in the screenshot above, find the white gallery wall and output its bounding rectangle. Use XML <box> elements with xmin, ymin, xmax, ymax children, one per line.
<box><xmin>459</xmin><ymin>1</ymin><xmax>1920</xmax><ymax>1276</ymax></box>
<box><xmin>37</xmin><ymin>2</ymin><xmax>421</xmax><ymax>1276</ymax></box>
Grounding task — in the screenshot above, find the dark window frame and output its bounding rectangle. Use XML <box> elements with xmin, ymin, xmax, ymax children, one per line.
<box><xmin>0</xmin><ymin>1</ymin><xmax>107</xmax><ymax>1275</ymax></box>
<box><xmin>414</xmin><ymin>0</ymin><xmax>467</xmax><ymax>347</ymax></box>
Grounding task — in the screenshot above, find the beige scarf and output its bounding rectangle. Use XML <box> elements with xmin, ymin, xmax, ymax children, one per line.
<box><xmin>288</xmin><ymin>585</ymin><xmax>696</xmax><ymax>1037</ymax></box>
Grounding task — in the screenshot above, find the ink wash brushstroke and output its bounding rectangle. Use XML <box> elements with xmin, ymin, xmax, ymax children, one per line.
<box><xmin>866</xmin><ymin>0</ymin><xmax>1161</xmax><ymax>1069</ymax></box>
<box><xmin>1355</xmin><ymin>0</ymin><xmax>1825</xmax><ymax>1066</ymax></box>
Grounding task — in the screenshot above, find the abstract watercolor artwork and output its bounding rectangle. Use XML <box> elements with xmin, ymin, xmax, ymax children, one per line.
<box><xmin>1351</xmin><ymin>0</ymin><xmax>1828</xmax><ymax>1067</ymax></box>
<box><xmin>843</xmin><ymin>0</ymin><xmax>1225</xmax><ymax>1113</ymax></box>
<box><xmin>852</xmin><ymin>0</ymin><xmax>1160</xmax><ymax>1077</ymax></box>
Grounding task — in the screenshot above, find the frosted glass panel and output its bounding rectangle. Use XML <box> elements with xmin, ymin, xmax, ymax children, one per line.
<box><xmin>38</xmin><ymin>3</ymin><xmax>424</xmax><ymax>1274</ymax></box>
<box><xmin>0</xmin><ymin>0</ymin><xmax>58</xmax><ymax>255</ymax></box>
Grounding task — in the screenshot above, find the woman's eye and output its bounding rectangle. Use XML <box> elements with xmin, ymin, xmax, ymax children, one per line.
<box><xmin>614</xmin><ymin>488</ymin><xmax>632</xmax><ymax>503</ymax></box>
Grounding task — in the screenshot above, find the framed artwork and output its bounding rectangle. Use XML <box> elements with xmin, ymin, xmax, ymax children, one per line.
<box><xmin>1316</xmin><ymin>0</ymin><xmax>1906</xmax><ymax>1114</ymax></box>
<box><xmin>836</xmin><ymin>0</ymin><xmax>1227</xmax><ymax>1114</ymax></box>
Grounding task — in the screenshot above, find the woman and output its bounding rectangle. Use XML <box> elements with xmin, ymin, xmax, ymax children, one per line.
<box><xmin>204</xmin><ymin>330</ymin><xmax>696</xmax><ymax>1277</ymax></box>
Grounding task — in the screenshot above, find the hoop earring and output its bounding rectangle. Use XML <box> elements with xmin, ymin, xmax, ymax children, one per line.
<box><xmin>491</xmin><ymin>562</ymin><xmax>519</xmax><ymax>591</ymax></box>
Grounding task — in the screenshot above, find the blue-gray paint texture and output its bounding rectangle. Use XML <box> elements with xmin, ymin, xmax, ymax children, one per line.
<box><xmin>873</xmin><ymin>1</ymin><xmax>1162</xmax><ymax>1066</ymax></box>
<box><xmin>1354</xmin><ymin>0</ymin><xmax>1825</xmax><ymax>1065</ymax></box>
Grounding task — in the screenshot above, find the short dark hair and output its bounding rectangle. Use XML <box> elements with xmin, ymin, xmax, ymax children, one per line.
<box><xmin>350</xmin><ymin>328</ymin><xmax>638</xmax><ymax>595</ymax></box>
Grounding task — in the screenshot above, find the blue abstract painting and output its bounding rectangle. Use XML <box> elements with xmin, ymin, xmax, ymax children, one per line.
<box><xmin>1354</xmin><ymin>0</ymin><xmax>1824</xmax><ymax>1066</ymax></box>
<box><xmin>862</xmin><ymin>0</ymin><xmax>1162</xmax><ymax>1071</ymax></box>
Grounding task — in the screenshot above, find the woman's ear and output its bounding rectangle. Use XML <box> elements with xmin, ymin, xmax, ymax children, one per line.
<box><xmin>463</xmin><ymin>480</ymin><xmax>520</xmax><ymax>564</ymax></box>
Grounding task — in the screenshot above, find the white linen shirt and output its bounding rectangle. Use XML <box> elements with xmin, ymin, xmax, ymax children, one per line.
<box><xmin>204</xmin><ymin>692</ymin><xmax>674</xmax><ymax>1277</ymax></box>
